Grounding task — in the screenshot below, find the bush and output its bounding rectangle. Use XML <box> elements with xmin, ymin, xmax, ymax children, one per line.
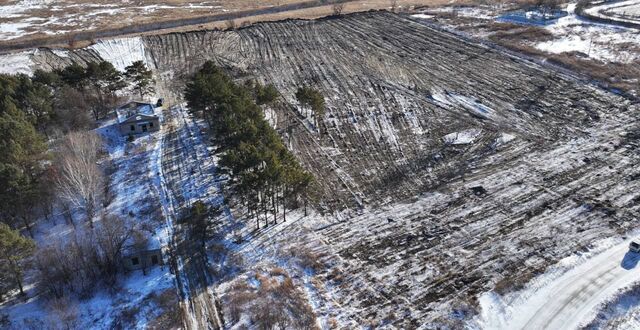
<box><xmin>35</xmin><ymin>216</ymin><xmax>133</xmax><ymax>299</ymax></box>
<box><xmin>224</xmin><ymin>270</ymin><xmax>318</xmax><ymax>329</ymax></box>
<box><xmin>147</xmin><ymin>290</ymin><xmax>182</xmax><ymax>329</ymax></box>
<box><xmin>489</xmin><ymin>26</ymin><xmax>553</xmax><ymax>43</ymax></box>
<box><xmin>46</xmin><ymin>297</ymin><xmax>79</xmax><ymax>330</ymax></box>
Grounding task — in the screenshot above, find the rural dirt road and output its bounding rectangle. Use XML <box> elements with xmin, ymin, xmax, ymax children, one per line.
<box><xmin>160</xmin><ymin>105</ymin><xmax>223</xmax><ymax>330</ymax></box>
<box><xmin>483</xmin><ymin>238</ymin><xmax>640</xmax><ymax>330</ymax></box>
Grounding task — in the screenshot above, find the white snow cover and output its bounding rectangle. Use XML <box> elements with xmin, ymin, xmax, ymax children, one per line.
<box><xmin>89</xmin><ymin>37</ymin><xmax>147</xmax><ymax>72</ymax></box>
<box><xmin>443</xmin><ymin>128</ymin><xmax>482</xmax><ymax>144</ymax></box>
<box><xmin>474</xmin><ymin>232</ymin><xmax>640</xmax><ymax>330</ymax></box>
<box><xmin>585</xmin><ymin>0</ymin><xmax>640</xmax><ymax>24</ymax></box>
<box><xmin>535</xmin><ymin>3</ymin><xmax>640</xmax><ymax>63</ymax></box>
<box><xmin>0</xmin><ymin>51</ymin><xmax>33</xmax><ymax>75</ymax></box>
<box><xmin>412</xmin><ymin>13</ymin><xmax>435</xmax><ymax>19</ymax></box>
<box><xmin>1</xmin><ymin>117</ymin><xmax>176</xmax><ymax>329</ymax></box>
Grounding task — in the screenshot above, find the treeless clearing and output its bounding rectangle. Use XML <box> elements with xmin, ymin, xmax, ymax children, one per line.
<box><xmin>0</xmin><ymin>0</ymin><xmax>468</xmax><ymax>50</ymax></box>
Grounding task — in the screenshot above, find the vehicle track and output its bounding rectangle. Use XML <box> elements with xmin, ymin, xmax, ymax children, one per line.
<box><xmin>161</xmin><ymin>106</ymin><xmax>224</xmax><ymax>330</ymax></box>
<box><xmin>516</xmin><ymin>239</ymin><xmax>640</xmax><ymax>330</ymax></box>
<box><xmin>29</xmin><ymin>11</ymin><xmax>640</xmax><ymax>327</ymax></box>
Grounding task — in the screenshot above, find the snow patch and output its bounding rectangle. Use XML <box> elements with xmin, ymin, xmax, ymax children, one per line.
<box><xmin>534</xmin><ymin>2</ymin><xmax>640</xmax><ymax>63</ymax></box>
<box><xmin>0</xmin><ymin>51</ymin><xmax>33</xmax><ymax>75</ymax></box>
<box><xmin>443</xmin><ymin>129</ymin><xmax>482</xmax><ymax>144</ymax></box>
<box><xmin>89</xmin><ymin>37</ymin><xmax>147</xmax><ymax>72</ymax></box>
<box><xmin>474</xmin><ymin>232</ymin><xmax>640</xmax><ymax>330</ymax></box>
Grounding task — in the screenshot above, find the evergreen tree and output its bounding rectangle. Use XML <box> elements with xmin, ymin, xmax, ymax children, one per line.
<box><xmin>256</xmin><ymin>83</ymin><xmax>279</xmax><ymax>105</ymax></box>
<box><xmin>58</xmin><ymin>63</ymin><xmax>87</xmax><ymax>90</ymax></box>
<box><xmin>185</xmin><ymin>62</ymin><xmax>314</xmax><ymax>229</ymax></box>
<box><xmin>13</xmin><ymin>74</ymin><xmax>54</xmax><ymax>132</ymax></box>
<box><xmin>84</xmin><ymin>61</ymin><xmax>125</xmax><ymax>119</ymax></box>
<box><xmin>0</xmin><ymin>223</ymin><xmax>35</xmax><ymax>297</ymax></box>
<box><xmin>0</xmin><ymin>76</ymin><xmax>48</xmax><ymax>235</ymax></box>
<box><xmin>188</xmin><ymin>201</ymin><xmax>222</xmax><ymax>248</ymax></box>
<box><xmin>295</xmin><ymin>85</ymin><xmax>326</xmax><ymax>118</ymax></box>
<box><xmin>124</xmin><ymin>60</ymin><xmax>155</xmax><ymax>99</ymax></box>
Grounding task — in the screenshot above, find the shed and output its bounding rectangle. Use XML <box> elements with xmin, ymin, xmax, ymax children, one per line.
<box><xmin>122</xmin><ymin>248</ymin><xmax>163</xmax><ymax>273</ymax></box>
<box><xmin>116</xmin><ymin>101</ymin><xmax>160</xmax><ymax>135</ymax></box>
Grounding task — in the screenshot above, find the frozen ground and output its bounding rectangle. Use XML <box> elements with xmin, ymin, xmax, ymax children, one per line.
<box><xmin>475</xmin><ymin>233</ymin><xmax>640</xmax><ymax>329</ymax></box>
<box><xmin>585</xmin><ymin>0</ymin><xmax>640</xmax><ymax>24</ymax></box>
<box><xmin>129</xmin><ymin>12</ymin><xmax>640</xmax><ymax>327</ymax></box>
<box><xmin>0</xmin><ymin>115</ymin><xmax>177</xmax><ymax>329</ymax></box>
<box><xmin>2</xmin><ymin>10</ymin><xmax>640</xmax><ymax>329</ymax></box>
<box><xmin>0</xmin><ymin>0</ymin><xmax>316</xmax><ymax>42</ymax></box>
<box><xmin>0</xmin><ymin>0</ymin><xmax>223</xmax><ymax>40</ymax></box>
<box><xmin>0</xmin><ymin>50</ymin><xmax>33</xmax><ymax>75</ymax></box>
<box><xmin>413</xmin><ymin>2</ymin><xmax>640</xmax><ymax>64</ymax></box>
<box><xmin>536</xmin><ymin>3</ymin><xmax>640</xmax><ymax>63</ymax></box>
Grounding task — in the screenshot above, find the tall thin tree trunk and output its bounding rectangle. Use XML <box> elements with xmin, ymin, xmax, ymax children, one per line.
<box><xmin>21</xmin><ymin>216</ymin><xmax>33</xmax><ymax>238</ymax></box>
<box><xmin>282</xmin><ymin>186</ymin><xmax>287</xmax><ymax>222</ymax></box>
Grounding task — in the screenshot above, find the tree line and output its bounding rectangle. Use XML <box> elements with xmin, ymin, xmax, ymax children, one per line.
<box><xmin>0</xmin><ymin>60</ymin><xmax>155</xmax><ymax>302</ymax></box>
<box><xmin>185</xmin><ymin>62</ymin><xmax>314</xmax><ymax>229</ymax></box>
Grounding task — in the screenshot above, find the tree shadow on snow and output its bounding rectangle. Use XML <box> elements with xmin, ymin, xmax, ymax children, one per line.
<box><xmin>620</xmin><ymin>251</ymin><xmax>640</xmax><ymax>270</ymax></box>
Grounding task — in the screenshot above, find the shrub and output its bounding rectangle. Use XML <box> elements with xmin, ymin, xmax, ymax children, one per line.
<box><xmin>147</xmin><ymin>290</ymin><xmax>182</xmax><ymax>329</ymax></box>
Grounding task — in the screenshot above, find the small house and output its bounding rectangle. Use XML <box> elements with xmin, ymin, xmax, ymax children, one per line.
<box><xmin>116</xmin><ymin>101</ymin><xmax>160</xmax><ymax>135</ymax></box>
<box><xmin>122</xmin><ymin>248</ymin><xmax>164</xmax><ymax>273</ymax></box>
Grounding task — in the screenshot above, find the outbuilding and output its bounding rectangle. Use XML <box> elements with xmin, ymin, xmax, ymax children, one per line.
<box><xmin>116</xmin><ymin>101</ymin><xmax>160</xmax><ymax>135</ymax></box>
<box><xmin>122</xmin><ymin>248</ymin><xmax>163</xmax><ymax>273</ymax></box>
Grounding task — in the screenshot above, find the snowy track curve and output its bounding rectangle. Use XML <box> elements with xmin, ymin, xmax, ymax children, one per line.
<box><xmin>479</xmin><ymin>238</ymin><xmax>640</xmax><ymax>330</ymax></box>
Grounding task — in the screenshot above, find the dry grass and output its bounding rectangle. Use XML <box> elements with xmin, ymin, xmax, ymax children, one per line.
<box><xmin>147</xmin><ymin>289</ymin><xmax>183</xmax><ymax>329</ymax></box>
<box><xmin>224</xmin><ymin>269</ymin><xmax>319</xmax><ymax>328</ymax></box>
<box><xmin>281</xmin><ymin>245</ymin><xmax>327</xmax><ymax>272</ymax></box>
<box><xmin>489</xmin><ymin>26</ymin><xmax>554</xmax><ymax>43</ymax></box>
<box><xmin>1</xmin><ymin>0</ymin><xmax>472</xmax><ymax>48</ymax></box>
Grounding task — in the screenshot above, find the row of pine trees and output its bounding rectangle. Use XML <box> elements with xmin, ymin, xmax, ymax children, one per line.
<box><xmin>185</xmin><ymin>62</ymin><xmax>313</xmax><ymax>229</ymax></box>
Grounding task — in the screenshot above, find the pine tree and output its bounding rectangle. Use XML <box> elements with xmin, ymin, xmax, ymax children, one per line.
<box><xmin>295</xmin><ymin>85</ymin><xmax>326</xmax><ymax>118</ymax></box>
<box><xmin>0</xmin><ymin>87</ymin><xmax>47</xmax><ymax>235</ymax></box>
<box><xmin>188</xmin><ymin>201</ymin><xmax>222</xmax><ymax>248</ymax></box>
<box><xmin>124</xmin><ymin>61</ymin><xmax>155</xmax><ymax>99</ymax></box>
<box><xmin>0</xmin><ymin>223</ymin><xmax>35</xmax><ymax>297</ymax></box>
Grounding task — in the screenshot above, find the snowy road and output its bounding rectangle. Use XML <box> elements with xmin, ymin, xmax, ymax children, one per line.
<box><xmin>160</xmin><ymin>105</ymin><xmax>224</xmax><ymax>330</ymax></box>
<box><xmin>478</xmin><ymin>237</ymin><xmax>640</xmax><ymax>330</ymax></box>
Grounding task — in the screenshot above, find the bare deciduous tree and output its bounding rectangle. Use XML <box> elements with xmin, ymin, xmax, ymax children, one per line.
<box><xmin>96</xmin><ymin>215</ymin><xmax>134</xmax><ymax>285</ymax></box>
<box><xmin>47</xmin><ymin>297</ymin><xmax>79</xmax><ymax>330</ymax></box>
<box><xmin>55</xmin><ymin>131</ymin><xmax>105</xmax><ymax>227</ymax></box>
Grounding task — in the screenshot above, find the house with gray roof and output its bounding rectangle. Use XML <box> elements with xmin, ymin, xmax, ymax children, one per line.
<box><xmin>116</xmin><ymin>101</ymin><xmax>160</xmax><ymax>135</ymax></box>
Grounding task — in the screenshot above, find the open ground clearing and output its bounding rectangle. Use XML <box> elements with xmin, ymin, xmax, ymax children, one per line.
<box><xmin>1</xmin><ymin>9</ymin><xmax>640</xmax><ymax>329</ymax></box>
<box><xmin>0</xmin><ymin>0</ymin><xmax>457</xmax><ymax>50</ymax></box>
<box><xmin>585</xmin><ymin>0</ymin><xmax>640</xmax><ymax>25</ymax></box>
<box><xmin>412</xmin><ymin>1</ymin><xmax>640</xmax><ymax>95</ymax></box>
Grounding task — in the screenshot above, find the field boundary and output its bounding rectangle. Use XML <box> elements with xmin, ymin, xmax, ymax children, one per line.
<box><xmin>0</xmin><ymin>0</ymin><xmax>355</xmax><ymax>54</ymax></box>
<box><xmin>575</xmin><ymin>0</ymin><xmax>640</xmax><ymax>30</ymax></box>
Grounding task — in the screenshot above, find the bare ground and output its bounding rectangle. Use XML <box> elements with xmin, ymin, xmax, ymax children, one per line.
<box><xmin>25</xmin><ymin>11</ymin><xmax>640</xmax><ymax>328</ymax></box>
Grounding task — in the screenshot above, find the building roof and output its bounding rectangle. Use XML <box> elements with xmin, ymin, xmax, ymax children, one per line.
<box><xmin>116</xmin><ymin>101</ymin><xmax>157</xmax><ymax>123</ymax></box>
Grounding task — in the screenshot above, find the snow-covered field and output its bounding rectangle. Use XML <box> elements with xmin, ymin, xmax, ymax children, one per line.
<box><xmin>0</xmin><ymin>50</ymin><xmax>33</xmax><ymax>74</ymax></box>
<box><xmin>475</xmin><ymin>234</ymin><xmax>640</xmax><ymax>329</ymax></box>
<box><xmin>535</xmin><ymin>3</ymin><xmax>640</xmax><ymax>63</ymax></box>
<box><xmin>586</xmin><ymin>0</ymin><xmax>640</xmax><ymax>24</ymax></box>
<box><xmin>0</xmin><ymin>0</ymin><xmax>227</xmax><ymax>40</ymax></box>
<box><xmin>2</xmin><ymin>8</ymin><xmax>640</xmax><ymax>329</ymax></box>
<box><xmin>413</xmin><ymin>2</ymin><xmax>640</xmax><ymax>64</ymax></box>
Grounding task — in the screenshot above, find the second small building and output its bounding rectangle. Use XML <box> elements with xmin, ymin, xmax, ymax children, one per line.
<box><xmin>116</xmin><ymin>101</ymin><xmax>160</xmax><ymax>135</ymax></box>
